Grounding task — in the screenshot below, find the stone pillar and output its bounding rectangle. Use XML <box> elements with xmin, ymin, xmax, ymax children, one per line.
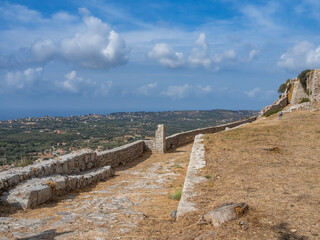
<box><xmin>155</xmin><ymin>124</ymin><xmax>166</xmax><ymax>153</ymax></box>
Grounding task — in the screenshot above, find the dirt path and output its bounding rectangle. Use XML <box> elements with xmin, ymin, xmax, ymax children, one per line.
<box><xmin>0</xmin><ymin>144</ymin><xmax>192</xmax><ymax>240</ymax></box>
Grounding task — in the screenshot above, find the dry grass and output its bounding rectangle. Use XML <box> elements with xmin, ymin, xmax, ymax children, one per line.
<box><xmin>45</xmin><ymin>180</ymin><xmax>57</xmax><ymax>189</ymax></box>
<box><xmin>127</xmin><ymin>110</ymin><xmax>320</xmax><ymax>239</ymax></box>
<box><xmin>196</xmin><ymin>110</ymin><xmax>320</xmax><ymax>239</ymax></box>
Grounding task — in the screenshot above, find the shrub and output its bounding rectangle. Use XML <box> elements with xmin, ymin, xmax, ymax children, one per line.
<box><xmin>300</xmin><ymin>98</ymin><xmax>310</xmax><ymax>104</ymax></box>
<box><xmin>278</xmin><ymin>79</ymin><xmax>290</xmax><ymax>94</ymax></box>
<box><xmin>265</xmin><ymin>108</ymin><xmax>282</xmax><ymax>117</ymax></box>
<box><xmin>169</xmin><ymin>189</ymin><xmax>182</xmax><ymax>201</ymax></box>
<box><xmin>16</xmin><ymin>159</ymin><xmax>33</xmax><ymax>167</ymax></box>
<box><xmin>298</xmin><ymin>69</ymin><xmax>311</xmax><ymax>90</ymax></box>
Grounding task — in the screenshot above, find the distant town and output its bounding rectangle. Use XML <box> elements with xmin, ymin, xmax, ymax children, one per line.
<box><xmin>0</xmin><ymin>109</ymin><xmax>257</xmax><ymax>171</ymax></box>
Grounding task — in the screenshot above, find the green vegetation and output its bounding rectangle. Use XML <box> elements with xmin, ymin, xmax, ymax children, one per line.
<box><xmin>300</xmin><ymin>98</ymin><xmax>310</xmax><ymax>104</ymax></box>
<box><xmin>204</xmin><ymin>175</ymin><xmax>212</xmax><ymax>179</ymax></box>
<box><xmin>298</xmin><ymin>69</ymin><xmax>311</xmax><ymax>90</ymax></box>
<box><xmin>278</xmin><ymin>79</ymin><xmax>290</xmax><ymax>94</ymax></box>
<box><xmin>266</xmin><ymin>108</ymin><xmax>283</xmax><ymax>117</ymax></box>
<box><xmin>169</xmin><ymin>189</ymin><xmax>182</xmax><ymax>201</ymax></box>
<box><xmin>0</xmin><ymin>110</ymin><xmax>257</xmax><ymax>166</ymax></box>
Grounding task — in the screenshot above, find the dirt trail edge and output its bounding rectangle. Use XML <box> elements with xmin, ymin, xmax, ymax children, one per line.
<box><xmin>0</xmin><ymin>144</ymin><xmax>192</xmax><ymax>240</ymax></box>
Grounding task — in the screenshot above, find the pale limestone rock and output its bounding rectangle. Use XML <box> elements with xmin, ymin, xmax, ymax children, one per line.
<box><xmin>155</xmin><ymin>124</ymin><xmax>166</xmax><ymax>153</ymax></box>
<box><xmin>200</xmin><ymin>202</ymin><xmax>248</xmax><ymax>227</ymax></box>
<box><xmin>290</xmin><ymin>78</ymin><xmax>308</xmax><ymax>104</ymax></box>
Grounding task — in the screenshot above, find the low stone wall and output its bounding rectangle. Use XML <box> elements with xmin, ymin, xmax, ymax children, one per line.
<box><xmin>1</xmin><ymin>166</ymin><xmax>113</xmax><ymax>209</ymax></box>
<box><xmin>177</xmin><ymin>134</ymin><xmax>206</xmax><ymax>219</ymax></box>
<box><xmin>166</xmin><ymin>117</ymin><xmax>256</xmax><ymax>149</ymax></box>
<box><xmin>96</xmin><ymin>140</ymin><xmax>144</xmax><ymax>168</ymax></box>
<box><xmin>143</xmin><ymin>140</ymin><xmax>155</xmax><ymax>152</ymax></box>
<box><xmin>0</xmin><ymin>141</ymin><xmax>144</xmax><ymax>194</ymax></box>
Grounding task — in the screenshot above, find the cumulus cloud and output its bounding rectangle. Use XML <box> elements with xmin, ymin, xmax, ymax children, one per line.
<box><xmin>3</xmin><ymin>67</ymin><xmax>43</xmax><ymax>90</ymax></box>
<box><xmin>244</xmin><ymin>88</ymin><xmax>261</xmax><ymax>98</ymax></box>
<box><xmin>147</xmin><ymin>43</ymin><xmax>184</xmax><ymax>68</ymax></box>
<box><xmin>278</xmin><ymin>41</ymin><xmax>320</xmax><ymax>70</ymax></box>
<box><xmin>137</xmin><ymin>83</ymin><xmax>158</xmax><ymax>96</ymax></box>
<box><xmin>188</xmin><ymin>33</ymin><xmax>212</xmax><ymax>69</ymax></box>
<box><xmin>57</xmin><ymin>70</ymin><xmax>84</xmax><ymax>92</ymax></box>
<box><xmin>162</xmin><ymin>84</ymin><xmax>212</xmax><ymax>99</ymax></box>
<box><xmin>56</xmin><ymin>70</ymin><xmax>112</xmax><ymax>95</ymax></box>
<box><xmin>188</xmin><ymin>33</ymin><xmax>235</xmax><ymax>71</ymax></box>
<box><xmin>1</xmin><ymin>8</ymin><xmax>129</xmax><ymax>70</ymax></box>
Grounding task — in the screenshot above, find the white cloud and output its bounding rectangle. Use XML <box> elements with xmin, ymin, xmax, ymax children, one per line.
<box><xmin>244</xmin><ymin>88</ymin><xmax>261</xmax><ymax>98</ymax></box>
<box><xmin>137</xmin><ymin>83</ymin><xmax>158</xmax><ymax>96</ymax></box>
<box><xmin>248</xmin><ymin>49</ymin><xmax>259</xmax><ymax>61</ymax></box>
<box><xmin>56</xmin><ymin>70</ymin><xmax>112</xmax><ymax>95</ymax></box>
<box><xmin>0</xmin><ymin>3</ymin><xmax>42</xmax><ymax>24</ymax></box>
<box><xmin>147</xmin><ymin>43</ymin><xmax>184</xmax><ymax>68</ymax></box>
<box><xmin>188</xmin><ymin>33</ymin><xmax>235</xmax><ymax>70</ymax></box>
<box><xmin>3</xmin><ymin>67</ymin><xmax>42</xmax><ymax>90</ymax></box>
<box><xmin>278</xmin><ymin>41</ymin><xmax>320</xmax><ymax>70</ymax></box>
<box><xmin>188</xmin><ymin>33</ymin><xmax>212</xmax><ymax>69</ymax></box>
<box><xmin>58</xmin><ymin>70</ymin><xmax>83</xmax><ymax>92</ymax></box>
<box><xmin>162</xmin><ymin>84</ymin><xmax>212</xmax><ymax>99</ymax></box>
<box><xmin>2</xmin><ymin>8</ymin><xmax>129</xmax><ymax>70</ymax></box>
<box><xmin>162</xmin><ymin>84</ymin><xmax>191</xmax><ymax>99</ymax></box>
<box><xmin>213</xmin><ymin>49</ymin><xmax>236</xmax><ymax>63</ymax></box>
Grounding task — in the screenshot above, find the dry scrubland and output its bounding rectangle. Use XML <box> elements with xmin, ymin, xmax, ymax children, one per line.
<box><xmin>129</xmin><ymin>110</ymin><xmax>320</xmax><ymax>239</ymax></box>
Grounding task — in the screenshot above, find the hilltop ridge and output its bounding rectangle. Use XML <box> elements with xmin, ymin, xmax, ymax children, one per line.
<box><xmin>260</xmin><ymin>68</ymin><xmax>320</xmax><ymax>116</ymax></box>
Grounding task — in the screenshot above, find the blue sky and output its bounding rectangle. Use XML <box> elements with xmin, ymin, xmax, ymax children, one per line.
<box><xmin>1</xmin><ymin>0</ymin><xmax>320</xmax><ymax>119</ymax></box>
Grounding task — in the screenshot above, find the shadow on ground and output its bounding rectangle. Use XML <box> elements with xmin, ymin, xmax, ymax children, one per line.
<box><xmin>272</xmin><ymin>222</ymin><xmax>308</xmax><ymax>240</ymax></box>
<box><xmin>17</xmin><ymin>229</ymin><xmax>73</xmax><ymax>240</ymax></box>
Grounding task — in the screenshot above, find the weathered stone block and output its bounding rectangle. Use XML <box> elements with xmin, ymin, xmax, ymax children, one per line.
<box><xmin>200</xmin><ymin>202</ymin><xmax>249</xmax><ymax>227</ymax></box>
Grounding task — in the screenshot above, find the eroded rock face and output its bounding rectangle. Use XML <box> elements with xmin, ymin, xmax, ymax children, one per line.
<box><xmin>260</xmin><ymin>69</ymin><xmax>320</xmax><ymax>116</ymax></box>
<box><xmin>307</xmin><ymin>69</ymin><xmax>320</xmax><ymax>102</ymax></box>
<box><xmin>290</xmin><ymin>78</ymin><xmax>308</xmax><ymax>104</ymax></box>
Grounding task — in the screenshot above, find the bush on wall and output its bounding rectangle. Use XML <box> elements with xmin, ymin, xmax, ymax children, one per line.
<box><xmin>298</xmin><ymin>69</ymin><xmax>311</xmax><ymax>90</ymax></box>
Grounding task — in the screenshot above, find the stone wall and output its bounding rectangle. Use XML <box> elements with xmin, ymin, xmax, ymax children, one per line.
<box><xmin>307</xmin><ymin>69</ymin><xmax>320</xmax><ymax>102</ymax></box>
<box><xmin>0</xmin><ymin>141</ymin><xmax>144</xmax><ymax>194</ymax></box>
<box><xmin>166</xmin><ymin>117</ymin><xmax>257</xmax><ymax>150</ymax></box>
<box><xmin>96</xmin><ymin>140</ymin><xmax>144</xmax><ymax>168</ymax></box>
<box><xmin>290</xmin><ymin>79</ymin><xmax>308</xmax><ymax>104</ymax></box>
<box><xmin>143</xmin><ymin>139</ymin><xmax>155</xmax><ymax>152</ymax></box>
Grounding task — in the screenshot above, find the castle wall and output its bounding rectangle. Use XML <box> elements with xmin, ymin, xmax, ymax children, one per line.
<box><xmin>291</xmin><ymin>79</ymin><xmax>308</xmax><ymax>104</ymax></box>
<box><xmin>307</xmin><ymin>69</ymin><xmax>320</xmax><ymax>102</ymax></box>
<box><xmin>166</xmin><ymin>117</ymin><xmax>256</xmax><ymax>150</ymax></box>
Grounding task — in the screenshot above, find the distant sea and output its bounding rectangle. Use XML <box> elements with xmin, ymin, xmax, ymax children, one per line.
<box><xmin>0</xmin><ymin>108</ymin><xmax>116</xmax><ymax>121</ymax></box>
<box><xmin>0</xmin><ymin>107</ymin><xmax>175</xmax><ymax>121</ymax></box>
<box><xmin>0</xmin><ymin>107</ymin><xmax>256</xmax><ymax>121</ymax></box>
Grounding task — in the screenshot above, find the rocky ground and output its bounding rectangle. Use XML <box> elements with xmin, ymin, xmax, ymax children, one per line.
<box><xmin>0</xmin><ymin>145</ymin><xmax>192</xmax><ymax>239</ymax></box>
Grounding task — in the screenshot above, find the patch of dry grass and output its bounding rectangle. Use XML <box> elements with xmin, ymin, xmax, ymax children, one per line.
<box><xmin>127</xmin><ymin>110</ymin><xmax>320</xmax><ymax>240</ymax></box>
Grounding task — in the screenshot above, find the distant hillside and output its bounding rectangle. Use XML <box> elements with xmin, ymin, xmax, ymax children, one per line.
<box><xmin>0</xmin><ymin>109</ymin><xmax>257</xmax><ymax>166</ymax></box>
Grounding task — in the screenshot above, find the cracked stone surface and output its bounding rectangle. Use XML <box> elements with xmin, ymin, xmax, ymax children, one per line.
<box><xmin>0</xmin><ymin>144</ymin><xmax>192</xmax><ymax>240</ymax></box>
